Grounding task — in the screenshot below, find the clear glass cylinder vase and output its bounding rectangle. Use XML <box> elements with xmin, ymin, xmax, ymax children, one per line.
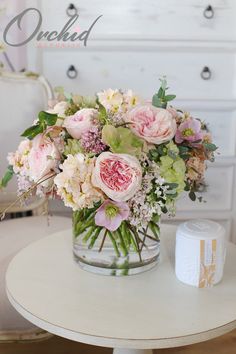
<box><xmin>72</xmin><ymin>210</ymin><xmax>160</xmax><ymax>276</ymax></box>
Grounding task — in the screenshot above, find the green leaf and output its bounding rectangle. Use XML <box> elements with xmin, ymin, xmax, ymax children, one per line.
<box><xmin>189</xmin><ymin>190</ymin><xmax>196</xmax><ymax>201</ymax></box>
<box><xmin>21</xmin><ymin>124</ymin><xmax>43</xmax><ymax>140</ymax></box>
<box><xmin>38</xmin><ymin>111</ymin><xmax>57</xmax><ymax>126</ymax></box>
<box><xmin>152</xmin><ymin>94</ymin><xmax>167</xmax><ymax>108</ymax></box>
<box><xmin>184</xmin><ymin>182</ymin><xmax>190</xmax><ymax>191</ymax></box>
<box><xmin>203</xmin><ymin>142</ymin><xmax>218</xmax><ymax>152</ymax></box>
<box><xmin>0</xmin><ymin>165</ymin><xmax>14</xmax><ymax>188</ymax></box>
<box><xmin>148</xmin><ymin>148</ymin><xmax>159</xmax><ymax>162</ymax></box>
<box><xmin>178</xmin><ymin>146</ymin><xmax>190</xmax><ymax>154</ymax></box>
<box><xmin>157</xmin><ymin>87</ymin><xmax>165</xmax><ymax>99</ymax></box>
<box><xmin>98</xmin><ymin>104</ymin><xmax>109</xmax><ymax>124</ymax></box>
<box><xmin>165</xmin><ymin>94</ymin><xmax>176</xmax><ymax>101</ymax></box>
<box><xmin>166</xmin><ymin>182</ymin><xmax>179</xmax><ymax>189</ymax></box>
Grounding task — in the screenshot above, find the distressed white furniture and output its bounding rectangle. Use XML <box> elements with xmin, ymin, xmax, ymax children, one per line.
<box><xmin>25</xmin><ymin>0</ymin><xmax>236</xmax><ymax>240</ymax></box>
<box><xmin>0</xmin><ymin>215</ymin><xmax>71</xmax><ymax>342</ymax></box>
<box><xmin>6</xmin><ymin>224</ymin><xmax>236</xmax><ymax>353</ymax></box>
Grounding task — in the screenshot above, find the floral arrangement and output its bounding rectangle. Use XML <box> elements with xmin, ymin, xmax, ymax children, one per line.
<box><xmin>0</xmin><ymin>79</ymin><xmax>217</xmax><ymax>259</ymax></box>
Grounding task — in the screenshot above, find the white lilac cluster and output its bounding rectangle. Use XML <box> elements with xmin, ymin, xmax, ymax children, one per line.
<box><xmin>128</xmin><ymin>160</ymin><xmax>169</xmax><ymax>230</ymax></box>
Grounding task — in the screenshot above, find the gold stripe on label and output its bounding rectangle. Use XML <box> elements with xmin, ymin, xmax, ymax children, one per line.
<box><xmin>199</xmin><ymin>239</ymin><xmax>217</xmax><ymax>288</ymax></box>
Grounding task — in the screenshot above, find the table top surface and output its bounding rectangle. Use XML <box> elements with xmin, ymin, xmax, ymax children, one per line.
<box><xmin>6</xmin><ymin>224</ymin><xmax>236</xmax><ymax>349</ymax></box>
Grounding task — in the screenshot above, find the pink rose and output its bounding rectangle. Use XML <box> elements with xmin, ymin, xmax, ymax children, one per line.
<box><xmin>126</xmin><ymin>105</ymin><xmax>176</xmax><ymax>144</ymax></box>
<box><xmin>63</xmin><ymin>108</ymin><xmax>98</xmax><ymax>139</ymax></box>
<box><xmin>92</xmin><ymin>152</ymin><xmax>142</xmax><ymax>202</ymax></box>
<box><xmin>28</xmin><ymin>134</ymin><xmax>60</xmax><ymax>182</ymax></box>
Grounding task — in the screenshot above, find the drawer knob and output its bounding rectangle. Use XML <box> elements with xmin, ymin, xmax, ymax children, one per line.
<box><xmin>66</xmin><ymin>3</ymin><xmax>78</xmax><ymax>17</ymax></box>
<box><xmin>67</xmin><ymin>65</ymin><xmax>78</xmax><ymax>79</ymax></box>
<box><xmin>201</xmin><ymin>66</ymin><xmax>211</xmax><ymax>80</ymax></box>
<box><xmin>203</xmin><ymin>5</ymin><xmax>214</xmax><ymax>19</ymax></box>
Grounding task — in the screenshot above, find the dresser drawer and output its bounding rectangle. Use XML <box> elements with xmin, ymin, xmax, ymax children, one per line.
<box><xmin>42</xmin><ymin>49</ymin><xmax>235</xmax><ymax>100</ymax></box>
<box><xmin>41</xmin><ymin>0</ymin><xmax>236</xmax><ymax>41</ymax></box>
<box><xmin>177</xmin><ymin>165</ymin><xmax>234</xmax><ymax>212</ymax></box>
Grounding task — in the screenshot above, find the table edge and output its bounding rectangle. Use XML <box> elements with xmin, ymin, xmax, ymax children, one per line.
<box><xmin>6</xmin><ymin>287</ymin><xmax>236</xmax><ymax>349</ymax></box>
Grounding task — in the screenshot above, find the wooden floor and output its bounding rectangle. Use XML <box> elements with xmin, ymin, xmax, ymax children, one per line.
<box><xmin>0</xmin><ymin>330</ymin><xmax>236</xmax><ymax>354</ymax></box>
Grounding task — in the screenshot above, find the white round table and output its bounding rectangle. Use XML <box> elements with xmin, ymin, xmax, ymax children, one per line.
<box><xmin>6</xmin><ymin>225</ymin><xmax>236</xmax><ymax>354</ymax></box>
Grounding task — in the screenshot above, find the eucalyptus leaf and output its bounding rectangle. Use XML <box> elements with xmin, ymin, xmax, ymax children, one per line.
<box><xmin>165</xmin><ymin>94</ymin><xmax>176</xmax><ymax>101</ymax></box>
<box><xmin>0</xmin><ymin>165</ymin><xmax>14</xmax><ymax>188</ymax></box>
<box><xmin>152</xmin><ymin>94</ymin><xmax>162</xmax><ymax>107</ymax></box>
<box><xmin>189</xmin><ymin>190</ymin><xmax>196</xmax><ymax>201</ymax></box>
<box><xmin>157</xmin><ymin>87</ymin><xmax>165</xmax><ymax>99</ymax></box>
<box><xmin>203</xmin><ymin>142</ymin><xmax>218</xmax><ymax>151</ymax></box>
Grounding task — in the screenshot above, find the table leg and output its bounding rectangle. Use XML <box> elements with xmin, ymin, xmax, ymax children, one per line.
<box><xmin>113</xmin><ymin>348</ymin><xmax>153</xmax><ymax>354</ymax></box>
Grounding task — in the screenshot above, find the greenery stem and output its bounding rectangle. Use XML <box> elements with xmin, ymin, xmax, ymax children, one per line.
<box><xmin>89</xmin><ymin>227</ymin><xmax>102</xmax><ymax>249</ymax></box>
<box><xmin>99</xmin><ymin>230</ymin><xmax>108</xmax><ymax>252</ymax></box>
<box><xmin>82</xmin><ymin>226</ymin><xmax>96</xmax><ymax>243</ymax></box>
<box><xmin>116</xmin><ymin>229</ymin><xmax>128</xmax><ymax>257</ymax></box>
<box><xmin>108</xmin><ymin>231</ymin><xmax>120</xmax><ymax>257</ymax></box>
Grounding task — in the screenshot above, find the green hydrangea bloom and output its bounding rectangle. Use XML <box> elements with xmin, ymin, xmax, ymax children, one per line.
<box><xmin>159</xmin><ymin>142</ymin><xmax>186</xmax><ymax>194</ymax></box>
<box><xmin>102</xmin><ymin>125</ymin><xmax>143</xmax><ymax>156</ymax></box>
<box><xmin>64</xmin><ymin>139</ymin><xmax>82</xmax><ymax>156</ymax></box>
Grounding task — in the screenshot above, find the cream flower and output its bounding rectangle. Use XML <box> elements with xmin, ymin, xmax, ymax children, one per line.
<box><xmin>123</xmin><ymin>89</ymin><xmax>140</xmax><ymax>109</ymax></box>
<box><xmin>7</xmin><ymin>140</ymin><xmax>32</xmax><ymax>176</ymax></box>
<box><xmin>92</xmin><ymin>152</ymin><xmax>142</xmax><ymax>202</ymax></box>
<box><xmin>54</xmin><ymin>154</ymin><xmax>103</xmax><ymax>210</ymax></box>
<box><xmin>97</xmin><ymin>89</ymin><xmax>123</xmax><ymax>113</ymax></box>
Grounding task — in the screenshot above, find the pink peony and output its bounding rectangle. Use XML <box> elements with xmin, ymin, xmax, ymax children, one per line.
<box><xmin>126</xmin><ymin>105</ymin><xmax>176</xmax><ymax>144</ymax></box>
<box><xmin>175</xmin><ymin>118</ymin><xmax>203</xmax><ymax>144</ymax></box>
<box><xmin>63</xmin><ymin>108</ymin><xmax>99</xmax><ymax>139</ymax></box>
<box><xmin>95</xmin><ymin>200</ymin><xmax>130</xmax><ymax>231</ymax></box>
<box><xmin>92</xmin><ymin>152</ymin><xmax>142</xmax><ymax>202</ymax></box>
<box><xmin>28</xmin><ymin>134</ymin><xmax>60</xmax><ymax>182</ymax></box>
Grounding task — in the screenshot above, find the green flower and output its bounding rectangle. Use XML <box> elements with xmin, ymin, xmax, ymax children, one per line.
<box><xmin>64</xmin><ymin>139</ymin><xmax>82</xmax><ymax>156</ymax></box>
<box><xmin>102</xmin><ymin>125</ymin><xmax>143</xmax><ymax>156</ymax></box>
<box><xmin>159</xmin><ymin>142</ymin><xmax>186</xmax><ymax>194</ymax></box>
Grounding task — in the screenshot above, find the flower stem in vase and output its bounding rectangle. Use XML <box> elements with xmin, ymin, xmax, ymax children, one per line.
<box><xmin>107</xmin><ymin>231</ymin><xmax>120</xmax><ymax>257</ymax></box>
<box><xmin>89</xmin><ymin>227</ymin><xmax>102</xmax><ymax>249</ymax></box>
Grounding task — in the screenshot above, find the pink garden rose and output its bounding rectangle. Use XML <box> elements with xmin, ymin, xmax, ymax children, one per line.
<box><xmin>92</xmin><ymin>152</ymin><xmax>142</xmax><ymax>202</ymax></box>
<box><xmin>126</xmin><ymin>105</ymin><xmax>176</xmax><ymax>144</ymax></box>
<box><xmin>63</xmin><ymin>108</ymin><xmax>99</xmax><ymax>139</ymax></box>
<box><xmin>28</xmin><ymin>134</ymin><xmax>60</xmax><ymax>182</ymax></box>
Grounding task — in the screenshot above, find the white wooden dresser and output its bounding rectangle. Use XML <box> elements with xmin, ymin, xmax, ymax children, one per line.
<box><xmin>26</xmin><ymin>0</ymin><xmax>236</xmax><ymax>242</ymax></box>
